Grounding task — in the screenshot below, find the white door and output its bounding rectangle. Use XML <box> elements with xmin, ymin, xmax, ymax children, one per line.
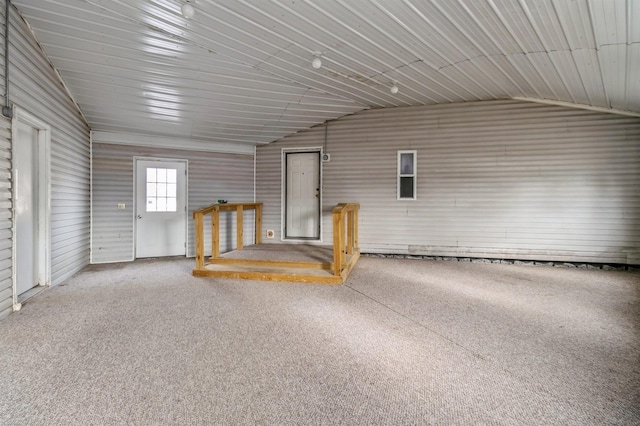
<box><xmin>285</xmin><ymin>152</ymin><xmax>320</xmax><ymax>239</ymax></box>
<box><xmin>14</xmin><ymin>122</ymin><xmax>39</xmax><ymax>295</ymax></box>
<box><xmin>135</xmin><ymin>159</ymin><xmax>187</xmax><ymax>258</ymax></box>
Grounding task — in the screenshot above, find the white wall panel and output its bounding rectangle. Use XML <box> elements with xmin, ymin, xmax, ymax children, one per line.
<box><xmin>256</xmin><ymin>100</ymin><xmax>640</xmax><ymax>265</ymax></box>
<box><xmin>0</xmin><ymin>2</ymin><xmax>10</xmax><ymax>320</ymax></box>
<box><xmin>0</xmin><ymin>117</ymin><xmax>11</xmax><ymax>320</ymax></box>
<box><xmin>91</xmin><ymin>141</ymin><xmax>254</xmax><ymax>263</ymax></box>
<box><xmin>7</xmin><ymin>5</ymin><xmax>90</xmax><ymax>291</ymax></box>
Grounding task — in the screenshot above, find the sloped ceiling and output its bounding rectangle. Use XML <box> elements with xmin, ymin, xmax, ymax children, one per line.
<box><xmin>10</xmin><ymin>0</ymin><xmax>640</xmax><ymax>149</ymax></box>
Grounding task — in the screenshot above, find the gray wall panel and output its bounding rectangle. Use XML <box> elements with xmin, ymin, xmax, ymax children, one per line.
<box><xmin>0</xmin><ymin>2</ymin><xmax>89</xmax><ymax>321</ymax></box>
<box><xmin>91</xmin><ymin>141</ymin><xmax>254</xmax><ymax>263</ymax></box>
<box><xmin>0</xmin><ymin>117</ymin><xmax>10</xmax><ymax>320</ymax></box>
<box><xmin>256</xmin><ymin>100</ymin><xmax>640</xmax><ymax>264</ymax></box>
<box><xmin>8</xmin><ymin>5</ymin><xmax>91</xmax><ymax>285</ymax></box>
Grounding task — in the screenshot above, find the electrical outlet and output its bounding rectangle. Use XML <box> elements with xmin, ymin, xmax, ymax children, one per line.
<box><xmin>117</xmin><ymin>203</ymin><xmax>126</xmax><ymax>209</ymax></box>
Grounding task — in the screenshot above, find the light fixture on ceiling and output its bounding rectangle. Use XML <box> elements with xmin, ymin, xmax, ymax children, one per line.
<box><xmin>312</xmin><ymin>52</ymin><xmax>322</xmax><ymax>69</ymax></box>
<box><xmin>181</xmin><ymin>0</ymin><xmax>195</xmax><ymax>19</ymax></box>
<box><xmin>390</xmin><ymin>82</ymin><xmax>399</xmax><ymax>94</ymax></box>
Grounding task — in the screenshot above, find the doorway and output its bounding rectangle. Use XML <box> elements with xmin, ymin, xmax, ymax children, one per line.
<box><xmin>135</xmin><ymin>158</ymin><xmax>187</xmax><ymax>258</ymax></box>
<box><xmin>11</xmin><ymin>108</ymin><xmax>51</xmax><ymax>307</ymax></box>
<box><xmin>283</xmin><ymin>150</ymin><xmax>321</xmax><ymax>240</ymax></box>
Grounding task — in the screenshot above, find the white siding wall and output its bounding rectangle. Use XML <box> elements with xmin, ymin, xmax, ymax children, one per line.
<box><xmin>256</xmin><ymin>100</ymin><xmax>640</xmax><ymax>265</ymax></box>
<box><xmin>0</xmin><ymin>4</ymin><xmax>90</xmax><ymax>320</ymax></box>
<box><xmin>0</xmin><ymin>117</ymin><xmax>11</xmax><ymax>320</ymax></box>
<box><xmin>91</xmin><ymin>141</ymin><xmax>254</xmax><ymax>263</ymax></box>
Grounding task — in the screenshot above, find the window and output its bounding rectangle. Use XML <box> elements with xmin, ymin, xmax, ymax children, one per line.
<box><xmin>397</xmin><ymin>150</ymin><xmax>416</xmax><ymax>200</ymax></box>
<box><xmin>146</xmin><ymin>167</ymin><xmax>177</xmax><ymax>212</ymax></box>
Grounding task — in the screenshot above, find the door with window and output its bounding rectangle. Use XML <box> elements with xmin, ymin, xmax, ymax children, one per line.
<box><xmin>135</xmin><ymin>159</ymin><xmax>187</xmax><ymax>258</ymax></box>
<box><xmin>285</xmin><ymin>151</ymin><xmax>320</xmax><ymax>239</ymax></box>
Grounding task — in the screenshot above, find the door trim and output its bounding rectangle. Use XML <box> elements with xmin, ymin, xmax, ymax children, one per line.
<box><xmin>11</xmin><ymin>107</ymin><xmax>52</xmax><ymax>312</ymax></box>
<box><xmin>133</xmin><ymin>156</ymin><xmax>188</xmax><ymax>258</ymax></box>
<box><xmin>281</xmin><ymin>147</ymin><xmax>323</xmax><ymax>242</ymax></box>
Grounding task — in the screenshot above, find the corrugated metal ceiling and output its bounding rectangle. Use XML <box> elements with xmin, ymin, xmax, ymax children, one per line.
<box><xmin>10</xmin><ymin>0</ymin><xmax>640</xmax><ymax>147</ymax></box>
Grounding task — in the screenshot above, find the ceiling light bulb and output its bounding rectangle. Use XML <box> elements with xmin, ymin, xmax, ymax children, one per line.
<box><xmin>390</xmin><ymin>84</ymin><xmax>399</xmax><ymax>94</ymax></box>
<box><xmin>181</xmin><ymin>3</ymin><xmax>195</xmax><ymax>19</ymax></box>
<box><xmin>312</xmin><ymin>56</ymin><xmax>322</xmax><ymax>69</ymax></box>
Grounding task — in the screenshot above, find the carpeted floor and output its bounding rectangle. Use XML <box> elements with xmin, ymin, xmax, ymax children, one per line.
<box><xmin>0</xmin><ymin>256</ymin><xmax>638</xmax><ymax>425</ymax></box>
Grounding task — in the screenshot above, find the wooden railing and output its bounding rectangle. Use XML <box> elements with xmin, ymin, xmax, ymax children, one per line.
<box><xmin>332</xmin><ymin>203</ymin><xmax>360</xmax><ymax>278</ymax></box>
<box><xmin>192</xmin><ymin>201</ymin><xmax>360</xmax><ymax>284</ymax></box>
<box><xmin>193</xmin><ymin>202</ymin><xmax>262</xmax><ymax>269</ymax></box>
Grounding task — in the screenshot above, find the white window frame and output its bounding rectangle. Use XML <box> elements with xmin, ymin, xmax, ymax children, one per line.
<box><xmin>397</xmin><ymin>150</ymin><xmax>417</xmax><ymax>200</ymax></box>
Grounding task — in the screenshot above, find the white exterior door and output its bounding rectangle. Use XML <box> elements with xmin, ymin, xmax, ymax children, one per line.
<box><xmin>14</xmin><ymin>122</ymin><xmax>39</xmax><ymax>295</ymax></box>
<box><xmin>135</xmin><ymin>159</ymin><xmax>187</xmax><ymax>258</ymax></box>
<box><xmin>285</xmin><ymin>151</ymin><xmax>320</xmax><ymax>239</ymax></box>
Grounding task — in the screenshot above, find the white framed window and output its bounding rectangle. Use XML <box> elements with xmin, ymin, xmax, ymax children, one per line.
<box><xmin>146</xmin><ymin>167</ymin><xmax>178</xmax><ymax>212</ymax></box>
<box><xmin>397</xmin><ymin>150</ymin><xmax>417</xmax><ymax>200</ymax></box>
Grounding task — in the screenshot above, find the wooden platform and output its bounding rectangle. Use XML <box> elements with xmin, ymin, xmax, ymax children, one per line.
<box><xmin>193</xmin><ymin>245</ymin><xmax>360</xmax><ymax>285</ymax></box>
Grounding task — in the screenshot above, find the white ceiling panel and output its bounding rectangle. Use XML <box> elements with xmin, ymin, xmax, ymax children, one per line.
<box><xmin>9</xmin><ymin>0</ymin><xmax>640</xmax><ymax>149</ymax></box>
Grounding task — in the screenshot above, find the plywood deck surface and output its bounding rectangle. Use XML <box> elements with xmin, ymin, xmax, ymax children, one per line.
<box><xmin>194</xmin><ymin>244</ymin><xmax>351</xmax><ymax>284</ymax></box>
<box><xmin>218</xmin><ymin>244</ymin><xmax>334</xmax><ymax>263</ymax></box>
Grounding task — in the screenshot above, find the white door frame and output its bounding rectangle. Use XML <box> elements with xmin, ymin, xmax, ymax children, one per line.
<box><xmin>133</xmin><ymin>156</ymin><xmax>188</xmax><ymax>257</ymax></box>
<box><xmin>281</xmin><ymin>147</ymin><xmax>323</xmax><ymax>242</ymax></box>
<box><xmin>11</xmin><ymin>106</ymin><xmax>52</xmax><ymax>312</ymax></box>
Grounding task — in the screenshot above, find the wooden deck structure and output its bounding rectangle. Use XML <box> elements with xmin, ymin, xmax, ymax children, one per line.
<box><xmin>192</xmin><ymin>202</ymin><xmax>360</xmax><ymax>284</ymax></box>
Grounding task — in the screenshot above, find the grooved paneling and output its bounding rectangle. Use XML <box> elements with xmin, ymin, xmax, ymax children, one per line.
<box><xmin>0</xmin><ymin>2</ymin><xmax>9</xmax><ymax>319</ymax></box>
<box><xmin>1</xmin><ymin>2</ymin><xmax>90</xmax><ymax>320</ymax></box>
<box><xmin>91</xmin><ymin>141</ymin><xmax>254</xmax><ymax>263</ymax></box>
<box><xmin>256</xmin><ymin>100</ymin><xmax>640</xmax><ymax>264</ymax></box>
<box><xmin>0</xmin><ymin>116</ymin><xmax>10</xmax><ymax>320</ymax></box>
<box><xmin>9</xmin><ymin>0</ymin><xmax>639</xmax><ymax>153</ymax></box>
<box><xmin>3</xmin><ymin>4</ymin><xmax>90</xmax><ymax>303</ymax></box>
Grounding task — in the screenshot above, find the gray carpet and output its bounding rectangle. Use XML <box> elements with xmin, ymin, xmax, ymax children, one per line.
<box><xmin>0</xmin><ymin>256</ymin><xmax>638</xmax><ymax>425</ymax></box>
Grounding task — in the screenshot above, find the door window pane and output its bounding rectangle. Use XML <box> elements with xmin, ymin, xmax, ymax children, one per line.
<box><xmin>147</xmin><ymin>197</ymin><xmax>157</xmax><ymax>212</ymax></box>
<box><xmin>157</xmin><ymin>197</ymin><xmax>167</xmax><ymax>212</ymax></box>
<box><xmin>157</xmin><ymin>168</ymin><xmax>167</xmax><ymax>183</ymax></box>
<box><xmin>167</xmin><ymin>169</ymin><xmax>177</xmax><ymax>183</ymax></box>
<box><xmin>167</xmin><ymin>183</ymin><xmax>176</xmax><ymax>197</ymax></box>
<box><xmin>157</xmin><ymin>182</ymin><xmax>167</xmax><ymax>197</ymax></box>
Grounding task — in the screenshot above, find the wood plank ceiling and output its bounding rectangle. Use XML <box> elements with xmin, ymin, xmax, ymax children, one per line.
<box><xmin>10</xmin><ymin>0</ymin><xmax>640</xmax><ymax>148</ymax></box>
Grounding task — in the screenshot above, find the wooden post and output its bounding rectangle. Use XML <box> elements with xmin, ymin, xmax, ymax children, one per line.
<box><xmin>353</xmin><ymin>207</ymin><xmax>359</xmax><ymax>251</ymax></box>
<box><xmin>332</xmin><ymin>210</ymin><xmax>342</xmax><ymax>276</ymax></box>
<box><xmin>195</xmin><ymin>211</ymin><xmax>204</xmax><ymax>269</ymax></box>
<box><xmin>212</xmin><ymin>208</ymin><xmax>220</xmax><ymax>259</ymax></box>
<box><xmin>255</xmin><ymin>203</ymin><xmax>262</xmax><ymax>245</ymax></box>
<box><xmin>346</xmin><ymin>209</ymin><xmax>354</xmax><ymax>255</ymax></box>
<box><xmin>236</xmin><ymin>204</ymin><xmax>244</xmax><ymax>251</ymax></box>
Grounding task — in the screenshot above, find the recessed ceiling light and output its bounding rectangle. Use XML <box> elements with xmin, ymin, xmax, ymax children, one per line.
<box><xmin>390</xmin><ymin>83</ymin><xmax>399</xmax><ymax>94</ymax></box>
